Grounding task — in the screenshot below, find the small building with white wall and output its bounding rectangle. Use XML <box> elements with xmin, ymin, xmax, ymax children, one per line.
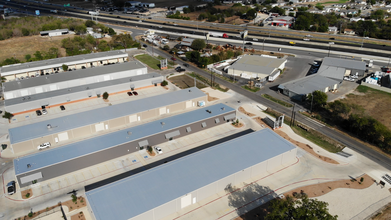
<box><xmin>0</xmin><ymin>50</ymin><xmax>129</xmax><ymax>81</ymax></box>
<box><xmin>228</xmin><ymin>55</ymin><xmax>287</xmax><ymax>80</ymax></box>
<box><xmin>40</xmin><ymin>29</ymin><xmax>69</xmax><ymax>37</ymax></box>
<box><xmin>85</xmin><ymin>129</ymin><xmax>297</xmax><ymax>220</ymax></box>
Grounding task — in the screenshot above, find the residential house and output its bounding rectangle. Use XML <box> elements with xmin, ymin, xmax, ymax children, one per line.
<box><xmin>356</xmin><ymin>0</ymin><xmax>367</xmax><ymax>5</ymax></box>
<box><xmin>344</xmin><ymin>29</ymin><xmax>356</xmax><ymax>35</ymax></box>
<box><xmin>328</xmin><ymin>26</ymin><xmax>338</xmax><ymax>34</ymax></box>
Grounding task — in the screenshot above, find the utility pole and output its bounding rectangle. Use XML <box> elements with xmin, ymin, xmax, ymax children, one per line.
<box><xmin>290</xmin><ymin>103</ymin><xmax>295</xmax><ymax>127</ymax></box>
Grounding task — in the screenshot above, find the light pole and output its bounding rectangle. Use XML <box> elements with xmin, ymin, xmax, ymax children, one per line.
<box><xmin>262</xmin><ymin>38</ymin><xmax>265</xmax><ymax>53</ymax></box>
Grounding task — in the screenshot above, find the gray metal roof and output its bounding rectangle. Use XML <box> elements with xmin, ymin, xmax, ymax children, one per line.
<box><xmin>1</xmin><ymin>50</ymin><xmax>128</xmax><ymax>76</ymax></box>
<box><xmin>85</xmin><ymin>129</ymin><xmax>296</xmax><ymax>220</ymax></box>
<box><xmin>40</xmin><ymin>29</ymin><xmax>69</xmax><ymax>34</ymax></box>
<box><xmin>231</xmin><ymin>55</ymin><xmax>286</xmax><ymax>74</ymax></box>
<box><xmin>317</xmin><ymin>66</ymin><xmax>346</xmax><ymax>81</ymax></box>
<box><xmin>9</xmin><ymin>87</ymin><xmax>206</xmax><ymax>144</ymax></box>
<box><xmin>4</xmin><ymin>73</ymin><xmax>162</xmax><ymax>107</ymax></box>
<box><xmin>3</xmin><ymin>61</ymin><xmax>145</xmax><ymax>92</ymax></box>
<box><xmin>13</xmin><ymin>103</ymin><xmax>233</xmax><ymax>175</ymax></box>
<box><xmin>180</xmin><ymin>38</ymin><xmax>195</xmax><ymax>47</ymax></box>
<box><xmin>321</xmin><ymin>57</ymin><xmax>366</xmax><ymax>70</ymax></box>
<box><xmin>279</xmin><ymin>75</ymin><xmax>340</xmax><ymax>95</ymax></box>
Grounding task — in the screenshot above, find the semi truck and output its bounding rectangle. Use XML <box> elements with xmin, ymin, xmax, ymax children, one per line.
<box><xmin>88</xmin><ymin>11</ymin><xmax>99</xmax><ymax>15</ymax></box>
<box><xmin>208</xmin><ymin>32</ymin><xmax>229</xmax><ymax>38</ymax></box>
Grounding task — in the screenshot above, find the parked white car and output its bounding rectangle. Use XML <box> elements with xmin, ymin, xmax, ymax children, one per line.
<box><xmin>155</xmin><ymin>146</ymin><xmax>163</xmax><ymax>154</ymax></box>
<box><xmin>37</xmin><ymin>142</ymin><xmax>51</xmax><ymax>150</ymax></box>
<box><xmin>303</xmin><ymin>38</ymin><xmax>310</xmax><ymax>41</ymax></box>
<box><xmin>329</xmin><ymin>42</ymin><xmax>335</xmax><ymax>45</ymax></box>
<box><xmin>42</xmin><ymin>109</ymin><xmax>48</xmax><ymax>114</ymax></box>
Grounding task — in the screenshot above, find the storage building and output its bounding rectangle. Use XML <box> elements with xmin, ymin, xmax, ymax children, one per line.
<box><xmin>9</xmin><ymin>87</ymin><xmax>207</xmax><ymax>154</ymax></box>
<box><xmin>14</xmin><ymin>103</ymin><xmax>236</xmax><ymax>187</ymax></box>
<box><xmin>40</xmin><ymin>29</ymin><xmax>69</xmax><ymax>37</ymax></box>
<box><xmin>228</xmin><ymin>55</ymin><xmax>287</xmax><ymax>80</ymax></box>
<box><xmin>85</xmin><ymin>129</ymin><xmax>297</xmax><ymax>220</ymax></box>
<box><xmin>0</xmin><ymin>50</ymin><xmax>128</xmax><ymax>81</ymax></box>
<box><xmin>3</xmin><ymin>62</ymin><xmax>150</xmax><ymax>113</ymax></box>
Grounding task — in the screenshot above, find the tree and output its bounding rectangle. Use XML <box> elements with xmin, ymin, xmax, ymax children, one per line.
<box><xmin>2</xmin><ymin>111</ymin><xmax>14</xmax><ymax>120</ymax></box>
<box><xmin>25</xmin><ymin>54</ymin><xmax>32</xmax><ymax>62</ymax></box>
<box><xmin>102</xmin><ymin>92</ymin><xmax>109</xmax><ymax>100</ymax></box>
<box><xmin>74</xmin><ymin>25</ymin><xmax>87</xmax><ymax>35</ymax></box>
<box><xmin>246</xmin><ymin>9</ymin><xmax>257</xmax><ymax>20</ymax></box>
<box><xmin>266</xmin><ymin>195</ymin><xmax>337</xmax><ymax>220</ymax></box>
<box><xmin>85</xmin><ymin>20</ymin><xmax>96</xmax><ymax>27</ymax></box>
<box><xmin>22</xmin><ymin>28</ymin><xmax>30</xmax><ymax>36</ymax></box>
<box><xmin>163</xmin><ymin>45</ymin><xmax>170</xmax><ymax>51</ymax></box>
<box><xmin>191</xmin><ymin>39</ymin><xmax>206</xmax><ymax>50</ymax></box>
<box><xmin>108</xmin><ymin>28</ymin><xmax>116</xmax><ymax>35</ymax></box>
<box><xmin>308</xmin><ymin>90</ymin><xmax>328</xmax><ymax>111</ymax></box>
<box><xmin>315</xmin><ymin>3</ymin><xmax>324</xmax><ymax>10</ymax></box>
<box><xmin>34</xmin><ymin>51</ymin><xmax>43</xmax><ymax>61</ymax></box>
<box><xmin>62</xmin><ymin>64</ymin><xmax>68</xmax><ymax>71</ymax></box>
<box><xmin>161</xmin><ymin>80</ymin><xmax>168</xmax><ymax>86</ymax></box>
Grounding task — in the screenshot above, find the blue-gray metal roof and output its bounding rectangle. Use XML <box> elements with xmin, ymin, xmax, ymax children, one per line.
<box><xmin>85</xmin><ymin>129</ymin><xmax>296</xmax><ymax>220</ymax></box>
<box><xmin>14</xmin><ymin>103</ymin><xmax>233</xmax><ymax>175</ymax></box>
<box><xmin>9</xmin><ymin>87</ymin><xmax>206</xmax><ymax>144</ymax></box>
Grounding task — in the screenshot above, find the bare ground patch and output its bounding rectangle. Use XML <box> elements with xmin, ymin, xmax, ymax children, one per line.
<box><xmin>238</xmin><ymin>107</ymin><xmax>256</xmax><ymax>117</ymax></box>
<box><xmin>0</xmin><ymin>34</ymin><xmax>73</xmax><ymax>62</ymax></box>
<box><xmin>21</xmin><ymin>188</ymin><xmax>33</xmax><ymax>199</ymax></box>
<box><xmin>167</xmin><ymin>74</ymin><xmax>207</xmax><ymax>89</ymax></box>
<box><xmin>275</xmin><ymin>130</ymin><xmax>339</xmax><ymax>164</ymax></box>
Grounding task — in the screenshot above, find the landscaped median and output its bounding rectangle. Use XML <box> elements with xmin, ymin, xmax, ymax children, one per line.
<box><xmin>264</xmin><ymin>108</ymin><xmax>344</xmax><ymax>153</ymax></box>
<box><xmin>135</xmin><ymin>54</ymin><xmax>172</xmax><ymax>70</ymax></box>
<box><xmin>262</xmin><ymin>94</ymin><xmax>293</xmax><ymax>108</ymax></box>
<box><xmin>242</xmin><ymin>85</ymin><xmax>260</xmax><ymax>92</ymax></box>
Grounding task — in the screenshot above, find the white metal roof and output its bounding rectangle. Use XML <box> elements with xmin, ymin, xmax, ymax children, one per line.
<box><xmin>85</xmin><ymin>129</ymin><xmax>296</xmax><ymax>220</ymax></box>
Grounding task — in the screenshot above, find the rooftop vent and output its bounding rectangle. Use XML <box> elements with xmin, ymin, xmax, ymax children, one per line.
<box><xmin>206</xmin><ymin>110</ymin><xmax>212</xmax><ymax>114</ymax></box>
<box><xmin>47</xmin><ymin>124</ymin><xmax>52</xmax><ymax>129</ymax></box>
<box><xmin>127</xmin><ymin>131</ymin><xmax>132</xmax><ymax>135</ymax></box>
<box><xmin>27</xmin><ymin>164</ymin><xmax>31</xmax><ymax>168</ymax></box>
<box><xmin>189</xmin><ymin>89</ymin><xmax>191</xmax><ymax>92</ymax></box>
<box><xmin>221</xmin><ymin>107</ymin><xmax>225</xmax><ymax>111</ymax></box>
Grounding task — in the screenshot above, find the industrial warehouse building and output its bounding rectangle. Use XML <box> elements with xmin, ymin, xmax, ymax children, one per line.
<box><xmin>14</xmin><ymin>103</ymin><xmax>236</xmax><ymax>187</ymax></box>
<box><xmin>9</xmin><ymin>87</ymin><xmax>207</xmax><ymax>154</ymax></box>
<box><xmin>0</xmin><ymin>50</ymin><xmax>128</xmax><ymax>81</ymax></box>
<box><xmin>3</xmin><ymin>63</ymin><xmax>156</xmax><ymax>113</ymax></box>
<box><xmin>85</xmin><ymin>129</ymin><xmax>297</xmax><ymax>220</ymax></box>
<box><xmin>278</xmin><ymin>57</ymin><xmax>366</xmax><ymax>100</ymax></box>
<box><xmin>39</xmin><ymin>29</ymin><xmax>69</xmax><ymax>37</ymax></box>
<box><xmin>5</xmin><ymin>72</ymin><xmax>162</xmax><ymax>114</ymax></box>
<box><xmin>228</xmin><ymin>55</ymin><xmax>287</xmax><ymax>80</ymax></box>
<box><xmin>2</xmin><ymin>61</ymin><xmax>147</xmax><ymax>108</ymax></box>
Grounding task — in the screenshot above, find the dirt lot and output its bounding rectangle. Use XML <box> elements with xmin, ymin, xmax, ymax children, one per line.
<box><xmin>373</xmin><ymin>203</ymin><xmax>391</xmax><ymax>220</ymax></box>
<box><xmin>168</xmin><ymin>74</ymin><xmax>207</xmax><ymax>89</ymax></box>
<box><xmin>0</xmin><ymin>34</ymin><xmax>72</xmax><ymax>63</ymax></box>
<box><xmin>337</xmin><ymin>86</ymin><xmax>391</xmax><ymax>130</ymax></box>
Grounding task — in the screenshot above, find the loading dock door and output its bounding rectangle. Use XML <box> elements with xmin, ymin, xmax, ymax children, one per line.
<box><xmin>20</xmin><ymin>172</ymin><xmax>43</xmax><ymax>184</ymax></box>
<box><xmin>165</xmin><ymin>130</ymin><xmax>180</xmax><ymax>139</ymax></box>
<box><xmin>181</xmin><ymin>194</ymin><xmax>192</xmax><ymax>209</ymax></box>
<box><xmin>224</xmin><ymin>113</ymin><xmax>236</xmax><ymax>121</ymax></box>
<box><xmin>138</xmin><ymin>140</ymin><xmax>149</xmax><ymax>148</ymax></box>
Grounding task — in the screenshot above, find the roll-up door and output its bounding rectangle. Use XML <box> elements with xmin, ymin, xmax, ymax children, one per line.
<box><xmin>224</xmin><ymin>113</ymin><xmax>236</xmax><ymax>121</ymax></box>
<box><xmin>138</xmin><ymin>140</ymin><xmax>149</xmax><ymax>147</ymax></box>
<box><xmin>20</xmin><ymin>172</ymin><xmax>43</xmax><ymax>184</ymax></box>
<box><xmin>215</xmin><ymin>118</ymin><xmax>220</xmax><ymax>123</ymax></box>
<box><xmin>201</xmin><ymin>122</ymin><xmax>207</xmax><ymax>128</ymax></box>
<box><xmin>165</xmin><ymin>130</ymin><xmax>180</xmax><ymax>139</ymax></box>
<box><xmin>186</xmin><ymin>127</ymin><xmax>192</xmax><ymax>132</ymax></box>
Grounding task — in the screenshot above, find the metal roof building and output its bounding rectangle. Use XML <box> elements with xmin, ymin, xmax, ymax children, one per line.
<box><xmin>2</xmin><ymin>61</ymin><xmax>147</xmax><ymax>101</ymax></box>
<box><xmin>4</xmin><ymin>72</ymin><xmax>163</xmax><ymax>114</ymax></box>
<box><xmin>318</xmin><ymin>57</ymin><xmax>366</xmax><ymax>81</ymax></box>
<box><xmin>14</xmin><ymin>103</ymin><xmax>236</xmax><ymax>187</ymax></box>
<box><xmin>228</xmin><ymin>55</ymin><xmax>287</xmax><ymax>79</ymax></box>
<box><xmin>9</xmin><ymin>87</ymin><xmax>207</xmax><ymax>154</ymax></box>
<box><xmin>278</xmin><ymin>57</ymin><xmax>366</xmax><ymax>100</ymax></box>
<box><xmin>39</xmin><ymin>29</ymin><xmax>69</xmax><ymax>37</ymax></box>
<box><xmin>278</xmin><ymin>75</ymin><xmax>340</xmax><ymax>100</ymax></box>
<box><xmin>0</xmin><ymin>50</ymin><xmax>128</xmax><ymax>80</ymax></box>
<box><xmin>85</xmin><ymin>129</ymin><xmax>297</xmax><ymax>220</ymax></box>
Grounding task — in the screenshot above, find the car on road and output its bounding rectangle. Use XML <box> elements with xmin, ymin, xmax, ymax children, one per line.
<box><xmin>36</xmin><ymin>110</ymin><xmax>42</xmax><ymax>116</ymax></box>
<box><xmin>132</xmin><ymin>91</ymin><xmax>138</xmax><ymax>96</ymax></box>
<box><xmin>127</xmin><ymin>92</ymin><xmax>133</xmax><ymax>96</ymax></box>
<box><xmin>42</xmin><ymin>109</ymin><xmax>48</xmax><ymax>115</ymax></box>
<box><xmin>303</xmin><ymin>38</ymin><xmax>310</xmax><ymax>41</ymax></box>
<box><xmin>176</xmin><ymin>68</ymin><xmax>186</xmax><ymax>72</ymax></box>
<box><xmin>183</xmin><ymin>63</ymin><xmax>189</xmax><ymax>67</ymax></box>
<box><xmin>305</xmin><ymin>34</ymin><xmax>312</xmax><ymax>37</ymax></box>
<box><xmin>158</xmin><ymin>26</ymin><xmax>162</xmax><ymax>28</ymax></box>
<box><xmin>171</xmin><ymin>57</ymin><xmax>177</xmax><ymax>61</ymax></box>
<box><xmin>60</xmin><ymin>105</ymin><xmax>66</xmax><ymax>111</ymax></box>
<box><xmin>329</xmin><ymin>37</ymin><xmax>335</xmax><ymax>40</ymax></box>
<box><xmin>143</xmin><ymin>44</ymin><xmax>147</xmax><ymax>48</ymax></box>
<box><xmin>245</xmin><ymin>42</ymin><xmax>253</xmax><ymax>45</ymax></box>
<box><xmin>173</xmin><ymin>23</ymin><xmax>178</xmax><ymax>26</ymax></box>
<box><xmin>37</xmin><ymin>142</ymin><xmax>51</xmax><ymax>150</ymax></box>
<box><xmin>253</xmin><ymin>38</ymin><xmax>258</xmax><ymax>41</ymax></box>
<box><xmin>329</xmin><ymin>42</ymin><xmax>335</xmax><ymax>45</ymax></box>
<box><xmin>155</xmin><ymin>146</ymin><xmax>163</xmax><ymax>154</ymax></box>
<box><xmin>7</xmin><ymin>181</ymin><xmax>16</xmax><ymax>195</ymax></box>
<box><xmin>289</xmin><ymin>41</ymin><xmax>296</xmax><ymax>45</ymax></box>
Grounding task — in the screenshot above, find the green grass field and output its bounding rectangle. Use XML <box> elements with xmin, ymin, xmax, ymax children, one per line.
<box><xmin>135</xmin><ymin>54</ymin><xmax>162</xmax><ymax>70</ymax></box>
<box><xmin>321</xmin><ymin>0</ymin><xmax>349</xmax><ymax>4</ymax></box>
